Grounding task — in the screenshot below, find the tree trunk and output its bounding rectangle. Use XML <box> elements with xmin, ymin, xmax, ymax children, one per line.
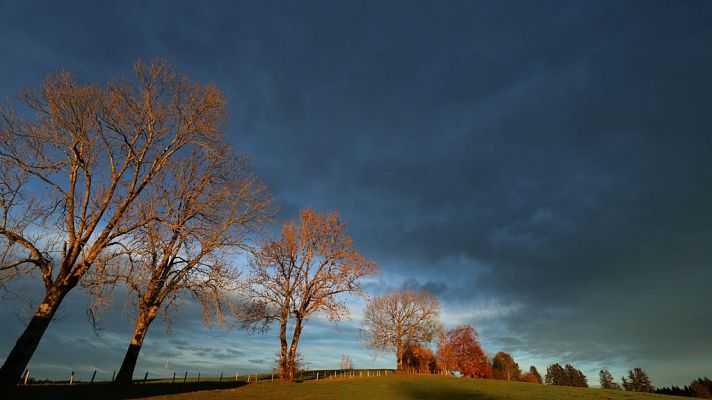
<box><xmin>285</xmin><ymin>318</ymin><xmax>303</xmax><ymax>381</ymax></box>
<box><xmin>396</xmin><ymin>337</ymin><xmax>403</xmax><ymax>371</ymax></box>
<box><xmin>395</xmin><ymin>322</ymin><xmax>404</xmax><ymax>372</ymax></box>
<box><xmin>114</xmin><ymin>307</ymin><xmax>157</xmax><ymax>385</ymax></box>
<box><xmin>0</xmin><ymin>287</ymin><xmax>68</xmax><ymax>393</ymax></box>
<box><xmin>278</xmin><ymin>311</ymin><xmax>289</xmax><ymax>380</ymax></box>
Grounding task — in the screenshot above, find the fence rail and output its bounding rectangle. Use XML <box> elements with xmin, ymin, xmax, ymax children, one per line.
<box><xmin>16</xmin><ymin>368</ymin><xmax>398</xmax><ymax>386</ymax></box>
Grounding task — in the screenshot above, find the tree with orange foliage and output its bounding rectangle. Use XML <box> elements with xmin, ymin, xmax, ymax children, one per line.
<box><xmin>447</xmin><ymin>325</ymin><xmax>492</xmax><ymax>378</ymax></box>
<box><xmin>435</xmin><ymin>329</ymin><xmax>457</xmax><ymax>374</ymax></box>
<box><xmin>242</xmin><ymin>209</ymin><xmax>378</xmax><ymax>381</ymax></box>
<box><xmin>520</xmin><ymin>365</ymin><xmax>543</xmax><ymax>384</ymax></box>
<box><xmin>402</xmin><ymin>343</ymin><xmax>437</xmax><ymax>374</ymax></box>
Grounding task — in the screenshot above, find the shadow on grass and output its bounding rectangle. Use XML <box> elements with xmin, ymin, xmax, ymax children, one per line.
<box><xmin>8</xmin><ymin>381</ymin><xmax>248</xmax><ymax>400</ymax></box>
<box><xmin>394</xmin><ymin>378</ymin><xmax>502</xmax><ymax>400</ymax></box>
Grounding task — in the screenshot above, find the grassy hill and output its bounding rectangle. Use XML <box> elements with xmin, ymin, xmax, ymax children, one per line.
<box><xmin>9</xmin><ymin>374</ymin><xmax>683</xmax><ymax>400</ymax></box>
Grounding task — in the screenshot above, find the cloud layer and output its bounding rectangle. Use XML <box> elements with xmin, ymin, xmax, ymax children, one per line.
<box><xmin>1</xmin><ymin>0</ymin><xmax>711</xmax><ymax>387</ymax></box>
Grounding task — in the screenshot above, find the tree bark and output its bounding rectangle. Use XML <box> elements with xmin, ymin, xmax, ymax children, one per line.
<box><xmin>0</xmin><ymin>287</ymin><xmax>68</xmax><ymax>393</ymax></box>
<box><xmin>396</xmin><ymin>343</ymin><xmax>403</xmax><ymax>371</ymax></box>
<box><xmin>278</xmin><ymin>308</ymin><xmax>289</xmax><ymax>380</ymax></box>
<box><xmin>285</xmin><ymin>318</ymin><xmax>303</xmax><ymax>381</ymax></box>
<box><xmin>396</xmin><ymin>325</ymin><xmax>403</xmax><ymax>371</ymax></box>
<box><xmin>114</xmin><ymin>307</ymin><xmax>157</xmax><ymax>385</ymax></box>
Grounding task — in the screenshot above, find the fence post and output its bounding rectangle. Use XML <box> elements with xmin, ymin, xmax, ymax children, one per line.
<box><xmin>197</xmin><ymin>372</ymin><xmax>200</xmax><ymax>383</ymax></box>
<box><xmin>172</xmin><ymin>372</ymin><xmax>176</xmax><ymax>384</ymax></box>
<box><xmin>90</xmin><ymin>370</ymin><xmax>97</xmax><ymax>384</ymax></box>
<box><xmin>69</xmin><ymin>371</ymin><xmax>74</xmax><ymax>385</ymax></box>
<box><xmin>219</xmin><ymin>372</ymin><xmax>223</xmax><ymax>382</ymax></box>
<box><xmin>235</xmin><ymin>372</ymin><xmax>238</xmax><ymax>381</ymax></box>
<box><xmin>247</xmin><ymin>374</ymin><xmax>250</xmax><ymax>383</ymax></box>
<box><xmin>143</xmin><ymin>372</ymin><xmax>148</xmax><ymax>384</ymax></box>
<box><xmin>184</xmin><ymin>371</ymin><xmax>187</xmax><ymax>383</ymax></box>
<box><xmin>22</xmin><ymin>369</ymin><xmax>29</xmax><ymax>385</ymax></box>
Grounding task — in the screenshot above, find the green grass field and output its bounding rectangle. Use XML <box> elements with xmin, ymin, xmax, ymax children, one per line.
<box><xmin>9</xmin><ymin>374</ymin><xmax>683</xmax><ymax>400</ymax></box>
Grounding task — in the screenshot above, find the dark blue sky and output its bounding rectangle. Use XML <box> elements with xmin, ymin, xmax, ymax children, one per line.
<box><xmin>1</xmin><ymin>0</ymin><xmax>711</xmax><ymax>387</ymax></box>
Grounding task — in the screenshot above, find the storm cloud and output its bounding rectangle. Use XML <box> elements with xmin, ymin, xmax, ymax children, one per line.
<box><xmin>1</xmin><ymin>0</ymin><xmax>711</xmax><ymax>387</ymax></box>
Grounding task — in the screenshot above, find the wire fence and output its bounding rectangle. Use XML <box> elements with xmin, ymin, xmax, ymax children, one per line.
<box><xmin>16</xmin><ymin>367</ymin><xmax>398</xmax><ymax>386</ymax></box>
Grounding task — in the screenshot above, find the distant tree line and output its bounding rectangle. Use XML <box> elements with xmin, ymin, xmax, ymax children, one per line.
<box><xmin>360</xmin><ymin>287</ymin><xmax>712</xmax><ymax>397</ymax></box>
<box><xmin>601</xmin><ymin>368</ymin><xmax>712</xmax><ymax>398</ymax></box>
<box><xmin>656</xmin><ymin>377</ymin><xmax>712</xmax><ymax>398</ymax></box>
<box><xmin>360</xmin><ymin>288</ymin><xmax>593</xmax><ymax>387</ymax></box>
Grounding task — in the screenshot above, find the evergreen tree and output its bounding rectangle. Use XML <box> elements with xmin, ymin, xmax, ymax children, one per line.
<box><xmin>622</xmin><ymin>367</ymin><xmax>654</xmax><ymax>392</ymax></box>
<box><xmin>545</xmin><ymin>363</ymin><xmax>566</xmax><ymax>385</ymax></box>
<box><xmin>690</xmin><ymin>377</ymin><xmax>712</xmax><ymax>399</ymax></box>
<box><xmin>656</xmin><ymin>385</ymin><xmax>693</xmax><ymax>396</ymax></box>
<box><xmin>545</xmin><ymin>363</ymin><xmax>587</xmax><ymax>387</ymax></box>
<box><xmin>599</xmin><ymin>369</ymin><xmax>621</xmax><ymax>390</ymax></box>
<box><xmin>564</xmin><ymin>364</ymin><xmax>587</xmax><ymax>387</ymax></box>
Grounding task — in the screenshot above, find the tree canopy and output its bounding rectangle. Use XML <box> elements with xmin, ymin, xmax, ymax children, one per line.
<box><xmin>360</xmin><ymin>288</ymin><xmax>440</xmax><ymax>370</ymax></box>
<box><xmin>243</xmin><ymin>208</ymin><xmax>377</xmax><ymax>380</ymax></box>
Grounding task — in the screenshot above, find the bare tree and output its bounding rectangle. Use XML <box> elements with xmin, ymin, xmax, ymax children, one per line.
<box><xmin>340</xmin><ymin>354</ymin><xmax>354</xmax><ymax>370</ymax></box>
<box><xmin>360</xmin><ymin>288</ymin><xmax>440</xmax><ymax>371</ymax></box>
<box><xmin>0</xmin><ymin>60</ymin><xmax>227</xmax><ymax>391</ymax></box>
<box><xmin>88</xmin><ymin>148</ymin><xmax>273</xmax><ymax>385</ymax></box>
<box><xmin>242</xmin><ymin>208</ymin><xmax>378</xmax><ymax>381</ymax></box>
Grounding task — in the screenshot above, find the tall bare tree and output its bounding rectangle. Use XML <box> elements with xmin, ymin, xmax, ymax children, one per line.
<box><xmin>242</xmin><ymin>208</ymin><xmax>378</xmax><ymax>381</ymax></box>
<box><xmin>0</xmin><ymin>60</ymin><xmax>227</xmax><ymax>391</ymax></box>
<box><xmin>360</xmin><ymin>288</ymin><xmax>440</xmax><ymax>371</ymax></box>
<box><xmin>89</xmin><ymin>148</ymin><xmax>273</xmax><ymax>385</ymax></box>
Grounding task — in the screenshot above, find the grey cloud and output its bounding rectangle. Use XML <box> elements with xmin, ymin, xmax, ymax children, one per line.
<box><xmin>0</xmin><ymin>0</ymin><xmax>711</xmax><ymax>388</ymax></box>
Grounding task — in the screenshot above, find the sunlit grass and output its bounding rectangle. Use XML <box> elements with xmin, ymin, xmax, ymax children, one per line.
<box><xmin>143</xmin><ymin>375</ymin><xmax>684</xmax><ymax>400</ymax></box>
<box><xmin>12</xmin><ymin>373</ymin><xmax>681</xmax><ymax>400</ymax></box>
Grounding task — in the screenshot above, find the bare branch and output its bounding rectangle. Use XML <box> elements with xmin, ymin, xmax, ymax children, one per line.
<box><xmin>0</xmin><ymin>59</ymin><xmax>239</xmax><ymax>390</ymax></box>
<box><xmin>360</xmin><ymin>288</ymin><xmax>441</xmax><ymax>371</ymax></box>
<box><xmin>242</xmin><ymin>208</ymin><xmax>378</xmax><ymax>380</ymax></box>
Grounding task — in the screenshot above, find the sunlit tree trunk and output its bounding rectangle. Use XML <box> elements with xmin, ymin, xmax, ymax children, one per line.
<box><xmin>396</xmin><ymin>325</ymin><xmax>403</xmax><ymax>371</ymax></box>
<box><xmin>278</xmin><ymin>306</ymin><xmax>289</xmax><ymax>380</ymax></box>
<box><xmin>114</xmin><ymin>306</ymin><xmax>159</xmax><ymax>385</ymax></box>
<box><xmin>0</xmin><ymin>59</ymin><xmax>230</xmax><ymax>392</ymax></box>
<box><xmin>0</xmin><ymin>286</ymin><xmax>70</xmax><ymax>391</ymax></box>
<box><xmin>285</xmin><ymin>318</ymin><xmax>303</xmax><ymax>381</ymax></box>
